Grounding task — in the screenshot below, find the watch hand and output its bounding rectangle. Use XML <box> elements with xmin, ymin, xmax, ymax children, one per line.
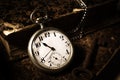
<box><xmin>53</xmin><ymin>56</ymin><xmax>58</xmax><ymax>60</ymax></box>
<box><xmin>41</xmin><ymin>50</ymin><xmax>52</xmax><ymax>63</ymax></box>
<box><xmin>52</xmin><ymin>56</ymin><xmax>61</xmax><ymax>61</ymax></box>
<box><xmin>42</xmin><ymin>42</ymin><xmax>55</xmax><ymax>51</ymax></box>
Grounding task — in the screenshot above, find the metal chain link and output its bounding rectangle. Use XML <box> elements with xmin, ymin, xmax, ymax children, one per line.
<box><xmin>30</xmin><ymin>0</ymin><xmax>87</xmax><ymax>40</ymax></box>
<box><xmin>69</xmin><ymin>0</ymin><xmax>87</xmax><ymax>40</ymax></box>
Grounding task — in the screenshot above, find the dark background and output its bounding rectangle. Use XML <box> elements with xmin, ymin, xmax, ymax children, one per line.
<box><xmin>0</xmin><ymin>0</ymin><xmax>120</xmax><ymax>80</ymax></box>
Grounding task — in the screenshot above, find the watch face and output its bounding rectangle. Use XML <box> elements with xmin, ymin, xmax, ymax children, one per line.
<box><xmin>28</xmin><ymin>27</ymin><xmax>73</xmax><ymax>72</ymax></box>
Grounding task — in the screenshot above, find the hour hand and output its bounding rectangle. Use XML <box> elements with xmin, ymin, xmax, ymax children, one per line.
<box><xmin>42</xmin><ymin>42</ymin><xmax>55</xmax><ymax>51</ymax></box>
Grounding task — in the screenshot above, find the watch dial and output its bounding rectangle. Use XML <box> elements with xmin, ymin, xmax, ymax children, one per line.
<box><xmin>28</xmin><ymin>28</ymin><xmax>73</xmax><ymax>70</ymax></box>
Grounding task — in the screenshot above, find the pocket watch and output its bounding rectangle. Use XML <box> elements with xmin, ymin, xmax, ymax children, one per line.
<box><xmin>27</xmin><ymin>0</ymin><xmax>87</xmax><ymax>73</ymax></box>
<box><xmin>28</xmin><ymin>26</ymin><xmax>74</xmax><ymax>73</ymax></box>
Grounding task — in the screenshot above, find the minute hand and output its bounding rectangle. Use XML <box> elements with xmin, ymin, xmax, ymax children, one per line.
<box><xmin>42</xmin><ymin>43</ymin><xmax>55</xmax><ymax>51</ymax></box>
